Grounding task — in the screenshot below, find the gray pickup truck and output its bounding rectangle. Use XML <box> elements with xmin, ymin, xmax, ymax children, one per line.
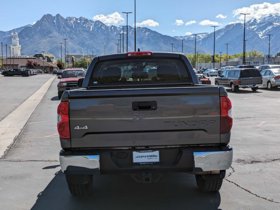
<box><xmin>57</xmin><ymin>52</ymin><xmax>233</xmax><ymax>196</ymax></box>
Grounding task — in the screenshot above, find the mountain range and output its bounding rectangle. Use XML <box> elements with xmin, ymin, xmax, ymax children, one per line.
<box><xmin>0</xmin><ymin>14</ymin><xmax>280</xmax><ymax>57</ymax></box>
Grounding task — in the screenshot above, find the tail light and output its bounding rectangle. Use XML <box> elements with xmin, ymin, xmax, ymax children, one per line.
<box><xmin>127</xmin><ymin>51</ymin><xmax>152</xmax><ymax>57</ymax></box>
<box><xmin>274</xmin><ymin>75</ymin><xmax>280</xmax><ymax>80</ymax></box>
<box><xmin>235</xmin><ymin>80</ymin><xmax>241</xmax><ymax>85</ymax></box>
<box><xmin>57</xmin><ymin>101</ymin><xmax>70</xmax><ymax>139</ymax></box>
<box><xmin>220</xmin><ymin>96</ymin><xmax>233</xmax><ymax>134</ymax></box>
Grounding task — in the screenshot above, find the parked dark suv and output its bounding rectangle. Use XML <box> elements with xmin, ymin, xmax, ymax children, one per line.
<box><xmin>215</xmin><ymin>68</ymin><xmax>262</xmax><ymax>92</ymax></box>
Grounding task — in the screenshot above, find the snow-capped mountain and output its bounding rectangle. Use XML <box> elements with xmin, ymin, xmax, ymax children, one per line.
<box><xmin>191</xmin><ymin>14</ymin><xmax>280</xmax><ymax>55</ymax></box>
<box><xmin>0</xmin><ymin>14</ymin><xmax>280</xmax><ymax>57</ymax></box>
<box><xmin>0</xmin><ymin>14</ymin><xmax>192</xmax><ymax>57</ymax></box>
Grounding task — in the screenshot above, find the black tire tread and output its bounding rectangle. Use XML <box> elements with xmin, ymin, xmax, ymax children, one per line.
<box><xmin>196</xmin><ymin>175</ymin><xmax>223</xmax><ymax>192</ymax></box>
<box><xmin>66</xmin><ymin>174</ymin><xmax>93</xmax><ymax>197</ymax></box>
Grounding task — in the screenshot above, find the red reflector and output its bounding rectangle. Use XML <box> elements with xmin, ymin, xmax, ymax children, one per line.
<box><xmin>57</xmin><ymin>101</ymin><xmax>70</xmax><ymax>139</ymax></box>
<box><xmin>220</xmin><ymin>96</ymin><xmax>233</xmax><ymax>134</ymax></box>
<box><xmin>127</xmin><ymin>51</ymin><xmax>152</xmax><ymax>57</ymax></box>
<box><xmin>235</xmin><ymin>80</ymin><xmax>241</xmax><ymax>85</ymax></box>
<box><xmin>274</xmin><ymin>75</ymin><xmax>280</xmax><ymax>80</ymax></box>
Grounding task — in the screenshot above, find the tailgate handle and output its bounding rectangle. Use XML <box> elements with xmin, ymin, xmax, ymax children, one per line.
<box><xmin>132</xmin><ymin>101</ymin><xmax>157</xmax><ymax>111</ymax></box>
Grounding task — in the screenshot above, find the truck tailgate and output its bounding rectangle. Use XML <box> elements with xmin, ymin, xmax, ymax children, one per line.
<box><xmin>69</xmin><ymin>86</ymin><xmax>221</xmax><ymax>148</ymax></box>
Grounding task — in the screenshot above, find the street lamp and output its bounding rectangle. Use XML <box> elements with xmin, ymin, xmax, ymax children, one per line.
<box><xmin>219</xmin><ymin>52</ymin><xmax>222</xmax><ymax>68</ymax></box>
<box><xmin>122</xmin><ymin>26</ymin><xmax>125</xmax><ymax>53</ymax></box>
<box><xmin>211</xmin><ymin>25</ymin><xmax>218</xmax><ymax>69</ymax></box>
<box><xmin>122</xmin><ymin>12</ymin><xmax>132</xmax><ymax>53</ymax></box>
<box><xmin>225</xmin><ymin>43</ymin><xmax>229</xmax><ymax>66</ymax></box>
<box><xmin>60</xmin><ymin>42</ymin><xmax>63</xmax><ymax>62</ymax></box>
<box><xmin>193</xmin><ymin>33</ymin><xmax>204</xmax><ymax>69</ymax></box>
<box><xmin>64</xmin><ymin>38</ymin><xmax>67</xmax><ymax>68</ymax></box>
<box><xmin>171</xmin><ymin>43</ymin><xmax>174</xmax><ymax>52</ymax></box>
<box><xmin>1</xmin><ymin>42</ymin><xmax>3</xmax><ymax>68</ymax></box>
<box><xmin>241</xmin><ymin>13</ymin><xmax>250</xmax><ymax>64</ymax></box>
<box><xmin>267</xmin><ymin>34</ymin><xmax>272</xmax><ymax>64</ymax></box>
<box><xmin>134</xmin><ymin>0</ymin><xmax>137</xmax><ymax>51</ymax></box>
<box><xmin>5</xmin><ymin>44</ymin><xmax>8</xmax><ymax>68</ymax></box>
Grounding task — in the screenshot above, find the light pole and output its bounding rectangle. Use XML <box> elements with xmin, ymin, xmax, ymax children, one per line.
<box><xmin>225</xmin><ymin>43</ymin><xmax>229</xmax><ymax>66</ymax></box>
<box><xmin>219</xmin><ymin>52</ymin><xmax>222</xmax><ymax>68</ymax></box>
<box><xmin>267</xmin><ymin>34</ymin><xmax>272</xmax><ymax>64</ymax></box>
<box><xmin>181</xmin><ymin>39</ymin><xmax>184</xmax><ymax>53</ymax></box>
<box><xmin>171</xmin><ymin>43</ymin><xmax>174</xmax><ymax>52</ymax></box>
<box><xmin>64</xmin><ymin>38</ymin><xmax>67</xmax><ymax>68</ymax></box>
<box><xmin>1</xmin><ymin>42</ymin><xmax>3</xmax><ymax>68</ymax></box>
<box><xmin>60</xmin><ymin>42</ymin><xmax>63</xmax><ymax>62</ymax></box>
<box><xmin>193</xmin><ymin>33</ymin><xmax>204</xmax><ymax>69</ymax></box>
<box><xmin>5</xmin><ymin>44</ymin><xmax>7</xmax><ymax>68</ymax></box>
<box><xmin>134</xmin><ymin>0</ymin><xmax>137</xmax><ymax>51</ymax></box>
<box><xmin>119</xmin><ymin>33</ymin><xmax>122</xmax><ymax>53</ymax></box>
<box><xmin>241</xmin><ymin>13</ymin><xmax>249</xmax><ymax>65</ymax></box>
<box><xmin>122</xmin><ymin>26</ymin><xmax>125</xmax><ymax>53</ymax></box>
<box><xmin>122</xmin><ymin>12</ymin><xmax>132</xmax><ymax>53</ymax></box>
<box><xmin>211</xmin><ymin>26</ymin><xmax>218</xmax><ymax>69</ymax></box>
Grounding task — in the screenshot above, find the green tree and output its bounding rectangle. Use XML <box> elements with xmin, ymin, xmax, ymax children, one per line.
<box><xmin>57</xmin><ymin>60</ymin><xmax>65</xmax><ymax>69</ymax></box>
<box><xmin>74</xmin><ymin>58</ymin><xmax>90</xmax><ymax>69</ymax></box>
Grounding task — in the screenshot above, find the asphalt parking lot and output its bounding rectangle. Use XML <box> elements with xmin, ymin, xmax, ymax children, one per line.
<box><xmin>0</xmin><ymin>77</ymin><xmax>279</xmax><ymax>210</ymax></box>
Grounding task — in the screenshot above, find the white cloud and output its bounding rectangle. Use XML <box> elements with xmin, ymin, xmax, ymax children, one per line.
<box><xmin>93</xmin><ymin>12</ymin><xmax>124</xmax><ymax>26</ymax></box>
<box><xmin>185</xmin><ymin>32</ymin><xmax>192</xmax><ymax>36</ymax></box>
<box><xmin>233</xmin><ymin>2</ymin><xmax>280</xmax><ymax>22</ymax></box>
<box><xmin>185</xmin><ymin>20</ymin><xmax>196</xmax><ymax>26</ymax></box>
<box><xmin>175</xmin><ymin>19</ymin><xmax>184</xmax><ymax>26</ymax></box>
<box><xmin>216</xmin><ymin>14</ymin><xmax>227</xmax><ymax>19</ymax></box>
<box><xmin>137</xmin><ymin>19</ymin><xmax>159</xmax><ymax>27</ymax></box>
<box><xmin>199</xmin><ymin>19</ymin><xmax>219</xmax><ymax>26</ymax></box>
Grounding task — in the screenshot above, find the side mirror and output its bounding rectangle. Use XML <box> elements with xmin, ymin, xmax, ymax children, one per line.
<box><xmin>58</xmin><ymin>75</ymin><xmax>62</xmax><ymax>79</ymax></box>
<box><xmin>78</xmin><ymin>78</ymin><xmax>84</xmax><ymax>87</ymax></box>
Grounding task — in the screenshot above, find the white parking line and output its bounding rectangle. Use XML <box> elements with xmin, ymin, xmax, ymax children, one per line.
<box><xmin>0</xmin><ymin>76</ymin><xmax>55</xmax><ymax>158</ymax></box>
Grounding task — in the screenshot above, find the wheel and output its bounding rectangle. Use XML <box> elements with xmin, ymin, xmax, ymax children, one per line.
<box><xmin>251</xmin><ymin>87</ymin><xmax>258</xmax><ymax>92</ymax></box>
<box><xmin>66</xmin><ymin>174</ymin><xmax>93</xmax><ymax>197</ymax></box>
<box><xmin>195</xmin><ymin>173</ymin><xmax>224</xmax><ymax>192</ymax></box>
<box><xmin>58</xmin><ymin>92</ymin><xmax>63</xmax><ymax>99</ymax></box>
<box><xmin>231</xmin><ymin>83</ymin><xmax>238</xmax><ymax>92</ymax></box>
<box><xmin>267</xmin><ymin>81</ymin><xmax>273</xmax><ymax>90</ymax></box>
<box><xmin>215</xmin><ymin>81</ymin><xmax>219</xmax><ymax>85</ymax></box>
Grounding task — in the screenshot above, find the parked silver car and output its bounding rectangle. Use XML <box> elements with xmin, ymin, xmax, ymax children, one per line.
<box><xmin>259</xmin><ymin>64</ymin><xmax>280</xmax><ymax>72</ymax></box>
<box><xmin>260</xmin><ymin>68</ymin><xmax>280</xmax><ymax>89</ymax></box>
<box><xmin>203</xmin><ymin>69</ymin><xmax>218</xmax><ymax>77</ymax></box>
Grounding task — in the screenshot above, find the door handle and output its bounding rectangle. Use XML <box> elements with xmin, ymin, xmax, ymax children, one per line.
<box><xmin>132</xmin><ymin>101</ymin><xmax>157</xmax><ymax>111</ymax></box>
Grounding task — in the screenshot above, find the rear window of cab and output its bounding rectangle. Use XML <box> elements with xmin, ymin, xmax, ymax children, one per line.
<box><xmin>90</xmin><ymin>58</ymin><xmax>192</xmax><ymax>86</ymax></box>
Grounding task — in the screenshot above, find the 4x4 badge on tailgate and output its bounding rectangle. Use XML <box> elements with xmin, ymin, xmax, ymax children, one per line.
<box><xmin>74</xmin><ymin>125</ymin><xmax>88</xmax><ymax>130</ymax></box>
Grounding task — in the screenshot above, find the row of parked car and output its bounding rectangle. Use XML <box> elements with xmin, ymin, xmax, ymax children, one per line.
<box><xmin>1</xmin><ymin>68</ymin><xmax>42</xmax><ymax>77</ymax></box>
<box><xmin>196</xmin><ymin>64</ymin><xmax>280</xmax><ymax>92</ymax></box>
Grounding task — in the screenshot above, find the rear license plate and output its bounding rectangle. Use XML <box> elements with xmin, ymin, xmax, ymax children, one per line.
<box><xmin>132</xmin><ymin>151</ymin><xmax>160</xmax><ymax>164</ymax></box>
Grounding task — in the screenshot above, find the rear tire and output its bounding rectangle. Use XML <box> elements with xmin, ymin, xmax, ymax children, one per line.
<box><xmin>66</xmin><ymin>174</ymin><xmax>93</xmax><ymax>197</ymax></box>
<box><xmin>58</xmin><ymin>92</ymin><xmax>63</xmax><ymax>99</ymax></box>
<box><xmin>196</xmin><ymin>173</ymin><xmax>224</xmax><ymax>192</ymax></box>
<box><xmin>251</xmin><ymin>87</ymin><xmax>258</xmax><ymax>92</ymax></box>
<box><xmin>231</xmin><ymin>83</ymin><xmax>238</xmax><ymax>92</ymax></box>
<box><xmin>267</xmin><ymin>82</ymin><xmax>273</xmax><ymax>90</ymax></box>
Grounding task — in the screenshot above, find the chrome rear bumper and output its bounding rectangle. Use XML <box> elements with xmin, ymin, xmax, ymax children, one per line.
<box><xmin>60</xmin><ymin>147</ymin><xmax>233</xmax><ymax>173</ymax></box>
<box><xmin>193</xmin><ymin>149</ymin><xmax>233</xmax><ymax>171</ymax></box>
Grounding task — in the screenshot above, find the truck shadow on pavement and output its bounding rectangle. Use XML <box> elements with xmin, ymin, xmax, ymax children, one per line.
<box><xmin>31</xmin><ymin>171</ymin><xmax>221</xmax><ymax>210</ymax></box>
<box><xmin>51</xmin><ymin>96</ymin><xmax>59</xmax><ymax>101</ymax></box>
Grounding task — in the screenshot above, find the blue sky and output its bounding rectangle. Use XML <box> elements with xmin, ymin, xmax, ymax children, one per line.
<box><xmin>0</xmin><ymin>0</ymin><xmax>280</xmax><ymax>35</ymax></box>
